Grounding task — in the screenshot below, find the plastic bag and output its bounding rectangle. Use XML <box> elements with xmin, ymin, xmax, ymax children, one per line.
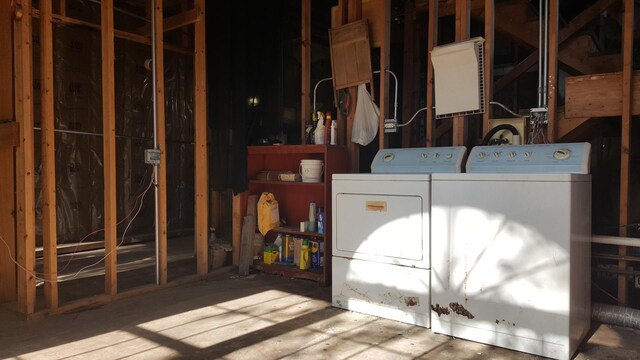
<box><xmin>351</xmin><ymin>84</ymin><xmax>380</xmax><ymax>146</ymax></box>
<box><xmin>257</xmin><ymin>192</ymin><xmax>280</xmax><ymax>235</ymax></box>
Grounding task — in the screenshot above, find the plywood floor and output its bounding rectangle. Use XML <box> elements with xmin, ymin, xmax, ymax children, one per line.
<box><xmin>1</xmin><ymin>271</ymin><xmax>640</xmax><ymax>359</ymax></box>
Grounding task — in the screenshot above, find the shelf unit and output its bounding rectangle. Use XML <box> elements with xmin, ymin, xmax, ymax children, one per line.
<box><xmin>240</xmin><ymin>144</ymin><xmax>348</xmax><ymax>286</ymax></box>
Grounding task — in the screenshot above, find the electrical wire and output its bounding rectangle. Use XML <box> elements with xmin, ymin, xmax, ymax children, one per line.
<box><xmin>489</xmin><ymin>101</ymin><xmax>527</xmax><ymax>119</ymax></box>
<box><xmin>0</xmin><ymin>172</ymin><xmax>155</xmax><ymax>284</ymax></box>
<box><xmin>397</xmin><ymin>107</ymin><xmax>427</xmax><ymax>128</ymax></box>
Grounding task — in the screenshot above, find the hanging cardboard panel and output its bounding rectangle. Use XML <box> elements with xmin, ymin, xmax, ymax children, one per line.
<box><xmin>329</xmin><ymin>20</ymin><xmax>373</xmax><ymax>90</ymax></box>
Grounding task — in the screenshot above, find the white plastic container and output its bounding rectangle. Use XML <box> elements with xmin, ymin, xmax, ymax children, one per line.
<box><xmin>300</xmin><ymin>159</ymin><xmax>323</xmax><ymax>183</ymax></box>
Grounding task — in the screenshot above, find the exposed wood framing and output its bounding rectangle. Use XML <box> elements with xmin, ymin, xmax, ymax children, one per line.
<box><xmin>0</xmin><ymin>123</ymin><xmax>18</xmax><ymax>146</ymax></box>
<box><xmin>13</xmin><ymin>0</ymin><xmax>36</xmax><ymax>315</ymax></box>
<box><xmin>452</xmin><ymin>0</ymin><xmax>470</xmax><ymax>146</ymax></box>
<box><xmin>565</xmin><ymin>72</ymin><xmax>640</xmax><ymax>118</ymax></box>
<box><xmin>347</xmin><ymin>0</ymin><xmax>361</xmax><ymax>172</ymax></box>
<box><xmin>137</xmin><ymin>8</ymin><xmax>199</xmax><ymax>35</ymax></box>
<box><xmin>494</xmin><ymin>0</ymin><xmax>618</xmax><ymax>94</ymax></box>
<box><xmin>232</xmin><ymin>194</ymin><xmax>242</xmax><ymax>266</ymax></box>
<box><xmin>32</xmin><ymin>9</ymin><xmax>193</xmax><ymax>56</ymax></box>
<box><xmin>301</xmin><ymin>0</ymin><xmax>311</xmax><ymax>144</ymax></box>
<box><xmin>618</xmin><ymin>0</ymin><xmax>634</xmax><ymax>306</ymax></box>
<box><xmin>0</xmin><ymin>0</ymin><xmax>16</xmax><ymax>303</ymax></box>
<box><xmin>194</xmin><ymin>0</ymin><xmax>208</xmax><ymax>275</ymax></box>
<box><xmin>546</xmin><ymin>0</ymin><xmax>558</xmax><ymax>141</ymax></box>
<box><xmin>348</xmin><ymin>0</ymin><xmax>362</xmax><ymax>22</ymax></box>
<box><xmin>40</xmin><ymin>0</ymin><xmax>58</xmax><ymax>310</ymax></box>
<box><xmin>401</xmin><ymin>0</ymin><xmax>416</xmax><ymax>147</ymax></box>
<box><xmin>482</xmin><ymin>0</ymin><xmax>494</xmax><ymax>136</ymax></box>
<box><xmin>101</xmin><ymin>0</ymin><xmax>117</xmax><ymax>296</ymax></box>
<box><xmin>425</xmin><ymin>0</ymin><xmax>437</xmax><ymax>146</ymax></box>
<box><xmin>378</xmin><ymin>0</ymin><xmax>390</xmax><ymax>150</ymax></box>
<box><xmin>154</xmin><ymin>0</ymin><xmax>168</xmax><ymax>285</ymax></box>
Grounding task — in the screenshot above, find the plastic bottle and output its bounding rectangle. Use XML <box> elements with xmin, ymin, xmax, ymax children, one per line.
<box><xmin>300</xmin><ymin>240</ymin><xmax>311</xmax><ymax>270</ymax></box>
<box><xmin>317</xmin><ymin>208</ymin><xmax>324</xmax><ymax>235</ymax></box>
<box><xmin>274</xmin><ymin>234</ymin><xmax>283</xmax><ymax>263</ymax></box>
<box><xmin>309</xmin><ymin>201</ymin><xmax>317</xmax><ymax>232</ymax></box>
<box><xmin>330</xmin><ymin>119</ymin><xmax>337</xmax><ymax>145</ymax></box>
<box><xmin>314</xmin><ymin>117</ymin><xmax>325</xmax><ymax>145</ymax></box>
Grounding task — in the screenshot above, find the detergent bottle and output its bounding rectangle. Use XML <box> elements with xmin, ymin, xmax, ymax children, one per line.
<box><xmin>299</xmin><ymin>240</ymin><xmax>311</xmax><ymax>270</ymax></box>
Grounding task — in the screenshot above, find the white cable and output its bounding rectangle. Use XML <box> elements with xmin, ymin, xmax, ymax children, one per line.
<box><xmin>0</xmin><ymin>175</ymin><xmax>154</xmax><ymax>284</ymax></box>
<box><xmin>397</xmin><ymin>107</ymin><xmax>428</xmax><ymax>128</ymax></box>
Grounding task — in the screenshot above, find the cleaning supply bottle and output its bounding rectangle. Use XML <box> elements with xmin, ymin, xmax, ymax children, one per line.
<box><xmin>330</xmin><ymin>119</ymin><xmax>337</xmax><ymax>145</ymax></box>
<box><xmin>317</xmin><ymin>208</ymin><xmax>324</xmax><ymax>235</ymax></box>
<box><xmin>314</xmin><ymin>112</ymin><xmax>325</xmax><ymax>145</ymax></box>
<box><xmin>300</xmin><ymin>240</ymin><xmax>311</xmax><ymax>270</ymax></box>
<box><xmin>309</xmin><ymin>201</ymin><xmax>317</xmax><ymax>232</ymax></box>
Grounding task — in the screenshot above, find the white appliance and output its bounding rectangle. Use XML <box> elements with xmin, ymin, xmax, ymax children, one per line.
<box><xmin>332</xmin><ymin>147</ymin><xmax>466</xmax><ymax>328</ymax></box>
<box><xmin>430</xmin><ymin>143</ymin><xmax>592</xmax><ymax>360</ymax></box>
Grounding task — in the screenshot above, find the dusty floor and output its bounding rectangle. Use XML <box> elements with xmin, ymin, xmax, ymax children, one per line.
<box><xmin>1</xmin><ymin>271</ymin><xmax>639</xmax><ymax>360</ymax></box>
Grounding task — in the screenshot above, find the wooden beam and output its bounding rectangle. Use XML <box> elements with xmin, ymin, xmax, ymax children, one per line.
<box><xmin>482</xmin><ymin>0</ymin><xmax>494</xmax><ymax>136</ymax></box>
<box><xmin>137</xmin><ymin>8</ymin><xmax>200</xmax><ymax>35</ymax></box>
<box><xmin>426</xmin><ymin>0</ymin><xmax>437</xmax><ymax>146</ymax></box>
<box><xmin>494</xmin><ymin>52</ymin><xmax>537</xmax><ymax>94</ymax></box>
<box><xmin>13</xmin><ymin>0</ymin><xmax>36</xmax><ymax>315</ymax></box>
<box><xmin>401</xmin><ymin>0</ymin><xmax>416</xmax><ymax>148</ymax></box>
<box><xmin>154</xmin><ymin>0</ymin><xmax>168</xmax><ymax>285</ymax></box>
<box><xmin>194</xmin><ymin>0</ymin><xmax>208</xmax><ymax>276</ymax></box>
<box><xmin>32</xmin><ymin>9</ymin><xmax>193</xmax><ymax>56</ymax></box>
<box><xmin>301</xmin><ymin>0</ymin><xmax>311</xmax><ymax>144</ymax></box>
<box><xmin>348</xmin><ymin>0</ymin><xmax>362</xmax><ymax>22</ymax></box>
<box><xmin>101</xmin><ymin>0</ymin><xmax>117</xmax><ymax>296</ymax></box>
<box><xmin>547</xmin><ymin>0</ymin><xmax>559</xmax><ymax>142</ymax></box>
<box><xmin>0</xmin><ymin>122</ymin><xmax>19</xmax><ymax>146</ymax></box>
<box><xmin>618</xmin><ymin>0</ymin><xmax>634</xmax><ymax>306</ymax></box>
<box><xmin>232</xmin><ymin>194</ymin><xmax>242</xmax><ymax>266</ymax></box>
<box><xmin>40</xmin><ymin>0</ymin><xmax>58</xmax><ymax>310</ymax></box>
<box><xmin>0</xmin><ymin>0</ymin><xmax>16</xmax><ymax>303</ymax></box>
<box><xmin>494</xmin><ymin>0</ymin><xmax>617</xmax><ymax>95</ymax></box>
<box><xmin>452</xmin><ymin>0</ymin><xmax>470</xmax><ymax>146</ymax></box>
<box><xmin>378</xmin><ymin>0</ymin><xmax>390</xmax><ymax>150</ymax></box>
<box><xmin>557</xmin><ymin>111</ymin><xmax>591</xmax><ymax>139</ymax></box>
<box><xmin>565</xmin><ymin>72</ymin><xmax>640</xmax><ymax>118</ymax></box>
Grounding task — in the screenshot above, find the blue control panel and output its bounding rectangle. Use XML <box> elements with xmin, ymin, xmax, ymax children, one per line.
<box><xmin>466</xmin><ymin>143</ymin><xmax>591</xmax><ymax>174</ymax></box>
<box><xmin>371</xmin><ymin>146</ymin><xmax>467</xmax><ymax>174</ymax></box>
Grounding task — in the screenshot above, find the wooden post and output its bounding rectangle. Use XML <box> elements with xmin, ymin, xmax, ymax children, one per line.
<box><xmin>301</xmin><ymin>0</ymin><xmax>311</xmax><ymax>144</ymax></box>
<box><xmin>482</xmin><ymin>0</ymin><xmax>494</xmax><ymax>136</ymax></box>
<box><xmin>0</xmin><ymin>0</ymin><xmax>16</xmax><ymax>303</ymax></box>
<box><xmin>102</xmin><ymin>0</ymin><xmax>117</xmax><ymax>295</ymax></box>
<box><xmin>194</xmin><ymin>0</ymin><xmax>208</xmax><ymax>275</ymax></box>
<box><xmin>401</xmin><ymin>0</ymin><xmax>416</xmax><ymax>147</ymax></box>
<box><xmin>546</xmin><ymin>0</ymin><xmax>559</xmax><ymax>142</ymax></box>
<box><xmin>378</xmin><ymin>0</ymin><xmax>390</xmax><ymax>150</ymax></box>
<box><xmin>452</xmin><ymin>0</ymin><xmax>470</xmax><ymax>146</ymax></box>
<box><xmin>347</xmin><ymin>0</ymin><xmax>361</xmax><ymax>172</ymax></box>
<box><xmin>426</xmin><ymin>0</ymin><xmax>438</xmax><ymax>147</ymax></box>
<box><xmin>40</xmin><ymin>0</ymin><xmax>58</xmax><ymax>309</ymax></box>
<box><xmin>232</xmin><ymin>194</ymin><xmax>242</xmax><ymax>266</ymax></box>
<box><xmin>618</xmin><ymin>0</ymin><xmax>634</xmax><ymax>306</ymax></box>
<box><xmin>154</xmin><ymin>0</ymin><xmax>168</xmax><ymax>285</ymax></box>
<box><xmin>13</xmin><ymin>0</ymin><xmax>36</xmax><ymax>314</ymax></box>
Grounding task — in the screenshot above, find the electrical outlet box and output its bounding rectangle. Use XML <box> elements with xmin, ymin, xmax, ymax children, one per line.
<box><xmin>635</xmin><ymin>275</ymin><xmax>640</xmax><ymax>289</ymax></box>
<box><xmin>489</xmin><ymin>118</ymin><xmax>526</xmax><ymax>145</ymax></box>
<box><xmin>144</xmin><ymin>149</ymin><xmax>161</xmax><ymax>165</ymax></box>
<box><xmin>384</xmin><ymin>119</ymin><xmax>398</xmax><ymax>133</ymax></box>
<box><xmin>529</xmin><ymin>107</ymin><xmax>548</xmax><ymax>125</ymax></box>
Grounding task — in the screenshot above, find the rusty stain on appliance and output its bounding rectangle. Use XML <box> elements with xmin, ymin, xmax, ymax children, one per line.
<box><xmin>404</xmin><ymin>297</ymin><xmax>419</xmax><ymax>306</ymax></box>
<box><xmin>449</xmin><ymin>302</ymin><xmax>475</xmax><ymax>319</ymax></box>
<box><xmin>431</xmin><ymin>303</ymin><xmax>450</xmax><ymax>316</ymax></box>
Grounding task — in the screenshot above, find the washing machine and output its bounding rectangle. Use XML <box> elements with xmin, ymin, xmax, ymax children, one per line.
<box><xmin>332</xmin><ymin>147</ymin><xmax>466</xmax><ymax>328</ymax></box>
<box><xmin>430</xmin><ymin>143</ymin><xmax>592</xmax><ymax>360</ymax></box>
